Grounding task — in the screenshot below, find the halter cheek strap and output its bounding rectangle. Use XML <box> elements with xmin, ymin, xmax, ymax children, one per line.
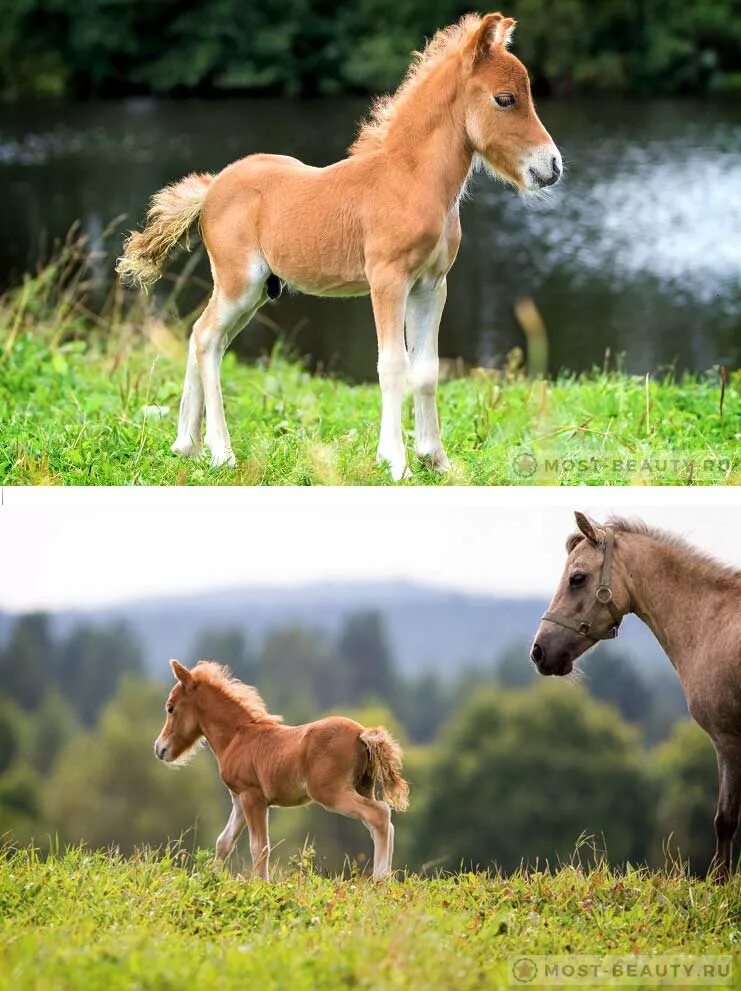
<box><xmin>542</xmin><ymin>527</ymin><xmax>623</xmax><ymax>641</ymax></box>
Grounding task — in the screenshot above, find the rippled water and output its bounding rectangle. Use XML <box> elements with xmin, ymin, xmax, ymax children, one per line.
<box><xmin>0</xmin><ymin>98</ymin><xmax>738</xmax><ymax>379</ymax></box>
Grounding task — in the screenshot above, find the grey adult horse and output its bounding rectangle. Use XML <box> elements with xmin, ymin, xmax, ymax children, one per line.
<box><xmin>532</xmin><ymin>511</ymin><xmax>741</xmax><ymax>881</ymax></box>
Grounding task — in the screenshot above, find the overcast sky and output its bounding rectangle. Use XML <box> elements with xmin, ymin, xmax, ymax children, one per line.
<box><xmin>1</xmin><ymin>491</ymin><xmax>737</xmax><ymax>612</ymax></box>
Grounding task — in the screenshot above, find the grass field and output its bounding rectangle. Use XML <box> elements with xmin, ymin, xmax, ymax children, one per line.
<box><xmin>1</xmin><ymin>253</ymin><xmax>738</xmax><ymax>485</ymax></box>
<box><xmin>1</xmin><ymin>847</ymin><xmax>739</xmax><ymax>991</ymax></box>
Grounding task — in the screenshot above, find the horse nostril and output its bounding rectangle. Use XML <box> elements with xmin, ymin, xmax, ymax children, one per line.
<box><xmin>531</xmin><ymin>642</ymin><xmax>544</xmax><ymax>664</ymax></box>
<box><xmin>551</xmin><ymin>156</ymin><xmax>561</xmax><ymax>178</ymax></box>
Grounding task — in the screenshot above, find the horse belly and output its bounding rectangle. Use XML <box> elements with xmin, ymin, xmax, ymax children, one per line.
<box><xmin>259</xmin><ymin>177</ymin><xmax>368</xmax><ymax>298</ymax></box>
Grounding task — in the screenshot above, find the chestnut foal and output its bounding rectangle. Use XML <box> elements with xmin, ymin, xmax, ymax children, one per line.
<box><xmin>154</xmin><ymin>660</ymin><xmax>409</xmax><ymax>879</ymax></box>
<box><xmin>532</xmin><ymin>512</ymin><xmax>741</xmax><ymax>881</ymax></box>
<box><xmin>118</xmin><ymin>12</ymin><xmax>561</xmax><ymax>479</ymax></box>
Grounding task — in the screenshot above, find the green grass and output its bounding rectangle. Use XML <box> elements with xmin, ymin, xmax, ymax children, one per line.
<box><xmin>1</xmin><ymin>846</ymin><xmax>740</xmax><ymax>990</ymax></box>
<box><xmin>1</xmin><ymin>250</ymin><xmax>739</xmax><ymax>485</ymax></box>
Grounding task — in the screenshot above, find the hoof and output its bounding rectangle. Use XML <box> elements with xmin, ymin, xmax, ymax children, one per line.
<box><xmin>209</xmin><ymin>450</ymin><xmax>237</xmax><ymax>469</ymax></box>
<box><xmin>171</xmin><ymin>438</ymin><xmax>202</xmax><ymax>459</ymax></box>
<box><xmin>376</xmin><ymin>452</ymin><xmax>411</xmax><ymax>482</ymax></box>
<box><xmin>419</xmin><ymin>449</ymin><xmax>451</xmax><ymax>474</ymax></box>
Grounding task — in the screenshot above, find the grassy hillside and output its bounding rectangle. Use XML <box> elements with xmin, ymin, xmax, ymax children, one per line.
<box><xmin>1</xmin><ymin>847</ymin><xmax>739</xmax><ymax>991</ymax></box>
<box><xmin>1</xmin><ymin>256</ymin><xmax>738</xmax><ymax>485</ymax></box>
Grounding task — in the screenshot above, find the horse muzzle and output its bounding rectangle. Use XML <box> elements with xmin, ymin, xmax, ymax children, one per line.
<box><xmin>530</xmin><ymin>639</ymin><xmax>574</xmax><ymax>677</ymax></box>
<box><xmin>522</xmin><ymin>145</ymin><xmax>562</xmax><ymax>190</ymax></box>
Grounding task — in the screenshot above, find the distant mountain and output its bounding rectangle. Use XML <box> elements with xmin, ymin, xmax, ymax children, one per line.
<box><xmin>2</xmin><ymin>581</ymin><xmax>669</xmax><ymax>678</ymax></box>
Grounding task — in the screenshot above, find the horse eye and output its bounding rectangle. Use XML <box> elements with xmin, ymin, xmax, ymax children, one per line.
<box><xmin>166</xmin><ymin>703</ymin><xmax>175</xmax><ymax>714</ymax></box>
<box><xmin>493</xmin><ymin>92</ymin><xmax>515</xmax><ymax>109</ymax></box>
<box><xmin>569</xmin><ymin>572</ymin><xmax>587</xmax><ymax>588</ymax></box>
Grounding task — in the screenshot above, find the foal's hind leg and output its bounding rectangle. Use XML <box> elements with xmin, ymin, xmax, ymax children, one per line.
<box><xmin>172</xmin><ymin>332</ymin><xmax>205</xmax><ymax>458</ymax></box>
<box><xmin>315</xmin><ymin>786</ymin><xmax>393</xmax><ymax>878</ymax></box>
<box><xmin>191</xmin><ymin>271</ymin><xmax>268</xmax><ymax>468</ymax></box>
<box><xmin>406</xmin><ymin>277</ymin><xmax>449</xmax><ymax>471</ymax></box>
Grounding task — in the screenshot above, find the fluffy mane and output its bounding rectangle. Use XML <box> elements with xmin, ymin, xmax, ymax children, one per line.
<box><xmin>350</xmin><ymin>14</ymin><xmax>484</xmax><ymax>156</ymax></box>
<box><xmin>569</xmin><ymin>516</ymin><xmax>741</xmax><ymax>586</ymax></box>
<box><xmin>192</xmin><ymin>661</ymin><xmax>282</xmax><ymax>724</ymax></box>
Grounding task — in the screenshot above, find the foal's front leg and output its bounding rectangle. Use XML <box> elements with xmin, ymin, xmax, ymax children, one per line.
<box><xmin>239</xmin><ymin>790</ymin><xmax>270</xmax><ymax>881</ymax></box>
<box><xmin>369</xmin><ymin>269</ymin><xmax>411</xmax><ymax>481</ymax></box>
<box><xmin>215</xmin><ymin>791</ymin><xmax>246</xmax><ymax>862</ymax></box>
<box><xmin>406</xmin><ymin>278</ymin><xmax>449</xmax><ymax>471</ymax></box>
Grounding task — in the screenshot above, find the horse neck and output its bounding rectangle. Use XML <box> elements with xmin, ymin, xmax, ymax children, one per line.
<box><xmin>194</xmin><ymin>685</ymin><xmax>250</xmax><ymax>758</ymax></box>
<box><xmin>619</xmin><ymin>532</ymin><xmax>735</xmax><ymax>678</ymax></box>
<box><xmin>381</xmin><ymin>58</ymin><xmax>474</xmax><ymax>207</ymax></box>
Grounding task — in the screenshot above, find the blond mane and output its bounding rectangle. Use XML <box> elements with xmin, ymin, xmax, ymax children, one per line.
<box><xmin>192</xmin><ymin>660</ymin><xmax>282</xmax><ymax>724</ymax></box>
<box><xmin>350</xmin><ymin>14</ymin><xmax>485</xmax><ymax>156</ymax></box>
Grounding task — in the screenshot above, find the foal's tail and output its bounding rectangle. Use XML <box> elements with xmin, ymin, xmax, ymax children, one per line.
<box><xmin>116</xmin><ymin>172</ymin><xmax>213</xmax><ymax>290</ymax></box>
<box><xmin>360</xmin><ymin>727</ymin><xmax>409</xmax><ymax>811</ymax></box>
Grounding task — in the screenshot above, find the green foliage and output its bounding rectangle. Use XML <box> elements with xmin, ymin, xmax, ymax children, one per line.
<box><xmin>0</xmin><ymin>849</ymin><xmax>739</xmax><ymax>991</ymax></box>
<box><xmin>0</xmin><ymin>614</ymin><xmax>55</xmax><ymax>711</ymax></box>
<box><xmin>0</xmin><ymin>764</ymin><xmax>42</xmax><ymax>843</ymax></box>
<box><xmin>0</xmin><ymin>698</ymin><xmax>31</xmax><ymax>774</ymax></box>
<box><xmin>191</xmin><ymin>629</ymin><xmax>258</xmax><ymax>685</ymax></box>
<box><xmin>581</xmin><ymin>648</ymin><xmax>653</xmax><ymax>725</ymax></box>
<box><xmin>57</xmin><ymin>622</ymin><xmax>144</xmax><ymax>725</ymax></box>
<box><xmin>28</xmin><ymin>690</ymin><xmax>77</xmax><ymax>775</ymax></box>
<box><xmin>411</xmin><ymin>682</ymin><xmax>653</xmax><ymax>872</ymax></box>
<box><xmin>1</xmin><ymin>0</ymin><xmax>739</xmax><ymax>99</ymax></box>
<box><xmin>337</xmin><ymin>611</ymin><xmax>396</xmax><ymax>704</ymax></box>
<box><xmin>653</xmin><ymin>720</ymin><xmax>718</xmax><ymax>872</ymax></box>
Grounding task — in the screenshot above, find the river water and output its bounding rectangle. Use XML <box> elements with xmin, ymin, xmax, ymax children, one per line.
<box><xmin>1</xmin><ymin>97</ymin><xmax>739</xmax><ymax>380</ymax></box>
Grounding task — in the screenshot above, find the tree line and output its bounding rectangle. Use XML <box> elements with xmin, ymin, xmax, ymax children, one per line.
<box><xmin>1</xmin><ymin>0</ymin><xmax>739</xmax><ymax>101</ymax></box>
<box><xmin>0</xmin><ymin>609</ymin><xmax>716</xmax><ymax>874</ymax></box>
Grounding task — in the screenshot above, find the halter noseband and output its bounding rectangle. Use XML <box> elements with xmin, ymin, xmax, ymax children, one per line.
<box><xmin>542</xmin><ymin>527</ymin><xmax>622</xmax><ymax>641</ymax></box>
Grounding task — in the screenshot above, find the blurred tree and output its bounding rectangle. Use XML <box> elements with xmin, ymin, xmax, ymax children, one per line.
<box><xmin>191</xmin><ymin>627</ymin><xmax>258</xmax><ymax>685</ymax></box>
<box><xmin>652</xmin><ymin>720</ymin><xmax>717</xmax><ymax>873</ymax></box>
<box><xmin>0</xmin><ymin>764</ymin><xmax>43</xmax><ymax>844</ymax></box>
<box><xmin>29</xmin><ymin>690</ymin><xmax>77</xmax><ymax>775</ymax></box>
<box><xmin>394</xmin><ymin>671</ymin><xmax>451</xmax><ymax>743</ymax></box>
<box><xmin>411</xmin><ymin>681</ymin><xmax>652</xmax><ymax>872</ymax></box>
<box><xmin>0</xmin><ymin>613</ymin><xmax>55</xmax><ymax>711</ymax></box>
<box><xmin>0</xmin><ymin>697</ymin><xmax>31</xmax><ymax>774</ymax></box>
<box><xmin>45</xmin><ymin>676</ymin><xmax>225</xmax><ymax>853</ymax></box>
<box><xmin>57</xmin><ymin>622</ymin><xmax>143</xmax><ymax>725</ymax></box>
<box><xmin>580</xmin><ymin>648</ymin><xmax>652</xmax><ymax>726</ymax></box>
<box><xmin>257</xmin><ymin>626</ymin><xmax>339</xmax><ymax>722</ymax></box>
<box><xmin>495</xmin><ymin>642</ymin><xmax>537</xmax><ymax>688</ymax></box>
<box><xmin>4</xmin><ymin>0</ymin><xmax>739</xmax><ymax>99</ymax></box>
<box><xmin>336</xmin><ymin>611</ymin><xmax>396</xmax><ymax>706</ymax></box>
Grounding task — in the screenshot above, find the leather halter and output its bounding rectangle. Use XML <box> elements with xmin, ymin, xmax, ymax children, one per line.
<box><xmin>542</xmin><ymin>527</ymin><xmax>622</xmax><ymax>641</ymax></box>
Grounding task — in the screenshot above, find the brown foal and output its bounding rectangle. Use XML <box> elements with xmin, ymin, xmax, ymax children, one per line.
<box><xmin>154</xmin><ymin>660</ymin><xmax>409</xmax><ymax>879</ymax></box>
<box><xmin>118</xmin><ymin>12</ymin><xmax>561</xmax><ymax>479</ymax></box>
<box><xmin>532</xmin><ymin>512</ymin><xmax>741</xmax><ymax>881</ymax></box>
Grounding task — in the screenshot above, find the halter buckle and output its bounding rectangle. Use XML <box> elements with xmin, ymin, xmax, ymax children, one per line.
<box><xmin>595</xmin><ymin>585</ymin><xmax>613</xmax><ymax>604</ymax></box>
<box><xmin>578</xmin><ymin>621</ymin><xmax>591</xmax><ymax>636</ymax></box>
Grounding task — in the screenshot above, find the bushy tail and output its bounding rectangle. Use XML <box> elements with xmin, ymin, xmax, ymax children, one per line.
<box><xmin>360</xmin><ymin>727</ymin><xmax>409</xmax><ymax>811</ymax></box>
<box><xmin>116</xmin><ymin>172</ymin><xmax>213</xmax><ymax>290</ymax></box>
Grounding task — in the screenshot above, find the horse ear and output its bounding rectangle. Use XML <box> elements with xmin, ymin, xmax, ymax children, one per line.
<box><xmin>574</xmin><ymin>512</ymin><xmax>606</xmax><ymax>546</ymax></box>
<box><xmin>170</xmin><ymin>659</ymin><xmax>193</xmax><ymax>688</ymax></box>
<box><xmin>472</xmin><ymin>13</ymin><xmax>516</xmax><ymax>62</ymax></box>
